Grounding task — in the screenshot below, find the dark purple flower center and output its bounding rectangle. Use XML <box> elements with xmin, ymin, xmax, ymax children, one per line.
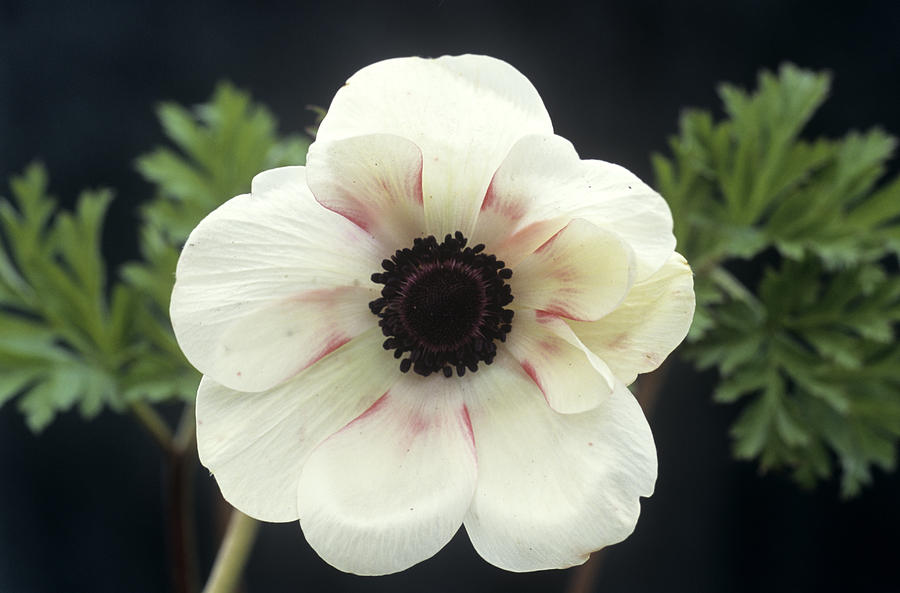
<box><xmin>369</xmin><ymin>232</ymin><xmax>514</xmax><ymax>378</ymax></box>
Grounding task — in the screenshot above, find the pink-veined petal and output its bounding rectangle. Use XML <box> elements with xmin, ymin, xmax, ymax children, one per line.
<box><xmin>196</xmin><ymin>328</ymin><xmax>398</xmax><ymax>522</ymax></box>
<box><xmin>297</xmin><ymin>373</ymin><xmax>477</xmax><ymax>575</ymax></box>
<box><xmin>306</xmin><ymin>134</ymin><xmax>427</xmax><ymax>251</ymax></box>
<box><xmin>462</xmin><ymin>353</ymin><xmax>656</xmax><ymax>572</ymax></box>
<box><xmin>510</xmin><ymin>218</ymin><xmax>635</xmax><ymax>321</ymax></box>
<box><xmin>504</xmin><ymin>309</ymin><xmax>615</xmax><ymax>413</ymax></box>
<box><xmin>570</xmin><ymin>253</ymin><xmax>695</xmax><ymax>385</ymax></box>
<box><xmin>472</xmin><ymin>134</ymin><xmax>674</xmax><ymax>279</ymax></box>
<box><xmin>314</xmin><ymin>55</ymin><xmax>553</xmax><ymax>239</ymax></box>
<box><xmin>170</xmin><ymin>166</ymin><xmax>381</xmax><ymax>392</ymax></box>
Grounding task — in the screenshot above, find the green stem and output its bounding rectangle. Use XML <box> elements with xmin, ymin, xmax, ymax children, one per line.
<box><xmin>202</xmin><ymin>510</ymin><xmax>260</xmax><ymax>593</ymax></box>
<box><xmin>131</xmin><ymin>400</ymin><xmax>174</xmax><ymax>452</ymax></box>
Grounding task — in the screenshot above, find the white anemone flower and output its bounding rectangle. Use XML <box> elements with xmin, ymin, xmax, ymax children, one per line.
<box><xmin>170</xmin><ymin>54</ymin><xmax>695</xmax><ymax>576</ymax></box>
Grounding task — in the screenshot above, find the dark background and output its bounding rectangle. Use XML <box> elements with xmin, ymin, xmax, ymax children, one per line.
<box><xmin>1</xmin><ymin>0</ymin><xmax>899</xmax><ymax>592</ymax></box>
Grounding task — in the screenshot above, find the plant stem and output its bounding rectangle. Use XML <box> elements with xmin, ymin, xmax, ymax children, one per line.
<box><xmin>564</xmin><ymin>361</ymin><xmax>672</xmax><ymax>593</ymax></box>
<box><xmin>635</xmin><ymin>359</ymin><xmax>670</xmax><ymax>416</ymax></box>
<box><xmin>131</xmin><ymin>401</ymin><xmax>200</xmax><ymax>593</ymax></box>
<box><xmin>566</xmin><ymin>549</ymin><xmax>605</xmax><ymax>593</ymax></box>
<box><xmin>131</xmin><ymin>400</ymin><xmax>175</xmax><ymax>452</ymax></box>
<box><xmin>169</xmin><ymin>403</ymin><xmax>200</xmax><ymax>593</ymax></box>
<box><xmin>202</xmin><ymin>510</ymin><xmax>260</xmax><ymax>593</ymax></box>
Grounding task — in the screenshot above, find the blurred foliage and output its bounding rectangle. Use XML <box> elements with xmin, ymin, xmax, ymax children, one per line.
<box><xmin>655</xmin><ymin>64</ymin><xmax>900</xmax><ymax>496</ymax></box>
<box><xmin>0</xmin><ymin>83</ymin><xmax>307</xmax><ymax>431</ymax></box>
<box><xmin>128</xmin><ymin>82</ymin><xmax>310</xmax><ymax>311</ymax></box>
<box><xmin>0</xmin><ymin>164</ymin><xmax>192</xmax><ymax>430</ymax></box>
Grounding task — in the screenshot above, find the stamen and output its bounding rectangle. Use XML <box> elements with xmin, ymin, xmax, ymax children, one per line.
<box><xmin>368</xmin><ymin>232</ymin><xmax>514</xmax><ymax>377</ymax></box>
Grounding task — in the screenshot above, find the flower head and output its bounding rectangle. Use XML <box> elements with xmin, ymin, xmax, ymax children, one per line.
<box><xmin>171</xmin><ymin>54</ymin><xmax>694</xmax><ymax>575</ymax></box>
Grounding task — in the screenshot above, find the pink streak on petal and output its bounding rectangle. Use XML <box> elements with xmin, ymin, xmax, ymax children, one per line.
<box><xmin>340</xmin><ymin>211</ymin><xmax>372</xmax><ymax>233</ymax></box>
<box><xmin>480</xmin><ymin>180</ymin><xmax>525</xmax><ymax>221</ymax></box>
<box><xmin>305</xmin><ymin>333</ymin><xmax>352</xmax><ymax>369</ymax></box>
<box><xmin>534</xmin><ymin>225</ymin><xmax>566</xmax><ymax>253</ymax></box>
<box><xmin>539</xmin><ymin>306</ymin><xmax>567</xmax><ymax>318</ymax></box>
<box><xmin>313</xmin><ymin>147</ymin><xmax>424</xmax><ymax>228</ymax></box>
<box><xmin>408</xmin><ymin>412</ymin><xmax>430</xmax><ymax>437</ymax></box>
<box><xmin>607</xmin><ymin>332</ymin><xmax>628</xmax><ymax>350</ymax></box>
<box><xmin>314</xmin><ymin>201</ymin><xmax>372</xmax><ymax>233</ymax></box>
<box><xmin>549</xmin><ymin>266</ymin><xmax>579</xmax><ymax>282</ymax></box>
<box><xmin>348</xmin><ymin>391</ymin><xmax>391</xmax><ymax>427</ymax></box>
<box><xmin>537</xmin><ymin>303</ymin><xmax>593</xmax><ymax>322</ymax></box>
<box><xmin>542</xmin><ymin>307</ymin><xmax>588</xmax><ymax>322</ymax></box>
<box><xmin>412</xmin><ymin>155</ymin><xmax>425</xmax><ymax>205</ymax></box>
<box><xmin>273</xmin><ymin>287</ymin><xmax>364</xmax><ymax>378</ymax></box>
<box><xmin>501</xmin><ymin>219</ymin><xmax>560</xmax><ymax>256</ymax></box>
<box><xmin>460</xmin><ymin>404</ymin><xmax>476</xmax><ymax>457</ymax></box>
<box><xmin>292</xmin><ymin>286</ymin><xmax>353</xmax><ymax>304</ymax></box>
<box><xmin>539</xmin><ymin>339</ymin><xmax>562</xmax><ymax>355</ymax></box>
<box><xmin>534</xmin><ymin>310</ymin><xmax>558</xmax><ymax>323</ymax></box>
<box><xmin>280</xmin><ymin>333</ymin><xmax>352</xmax><ymax>384</ymax></box>
<box><xmin>521</xmin><ymin>360</ymin><xmax>545</xmax><ymax>396</ymax></box>
<box><xmin>322</xmin><ymin>391</ymin><xmax>391</xmax><ymax>446</ymax></box>
<box><xmin>480</xmin><ymin>182</ymin><xmax>497</xmax><ymax>211</ymax></box>
<box><xmin>537</xmin><ymin>307</ymin><xmax>590</xmax><ymax>323</ymax></box>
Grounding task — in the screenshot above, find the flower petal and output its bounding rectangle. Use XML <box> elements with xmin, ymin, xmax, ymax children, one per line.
<box><xmin>297</xmin><ymin>373</ymin><xmax>477</xmax><ymax>575</ymax></box>
<box><xmin>196</xmin><ymin>328</ymin><xmax>398</xmax><ymax>522</ymax></box>
<box><xmin>170</xmin><ymin>166</ymin><xmax>382</xmax><ymax>392</ymax></box>
<box><xmin>314</xmin><ymin>55</ymin><xmax>553</xmax><ymax>238</ymax></box>
<box><xmin>510</xmin><ymin>218</ymin><xmax>635</xmax><ymax>321</ymax></box>
<box><xmin>472</xmin><ymin>134</ymin><xmax>674</xmax><ymax>279</ymax></box>
<box><xmin>569</xmin><ymin>253</ymin><xmax>695</xmax><ymax>385</ymax></box>
<box><xmin>306</xmin><ymin>134</ymin><xmax>427</xmax><ymax>250</ymax></box>
<box><xmin>463</xmin><ymin>354</ymin><xmax>656</xmax><ymax>572</ymax></box>
<box><xmin>504</xmin><ymin>309</ymin><xmax>615</xmax><ymax>414</ymax></box>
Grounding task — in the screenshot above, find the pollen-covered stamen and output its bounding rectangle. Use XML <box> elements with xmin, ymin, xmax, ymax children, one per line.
<box><xmin>369</xmin><ymin>231</ymin><xmax>514</xmax><ymax>377</ymax></box>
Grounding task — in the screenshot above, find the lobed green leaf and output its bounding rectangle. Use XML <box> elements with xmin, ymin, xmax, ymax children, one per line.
<box><xmin>659</xmin><ymin>63</ymin><xmax>900</xmax><ymax>495</ymax></box>
<box><xmin>0</xmin><ymin>83</ymin><xmax>307</xmax><ymax>431</ymax></box>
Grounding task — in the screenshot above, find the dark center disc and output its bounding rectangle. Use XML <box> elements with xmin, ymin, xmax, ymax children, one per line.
<box><xmin>368</xmin><ymin>232</ymin><xmax>514</xmax><ymax>378</ymax></box>
<box><xmin>400</xmin><ymin>263</ymin><xmax>486</xmax><ymax>350</ymax></box>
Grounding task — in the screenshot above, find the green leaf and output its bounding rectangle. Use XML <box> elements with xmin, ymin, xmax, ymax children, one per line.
<box><xmin>731</xmin><ymin>379</ymin><xmax>780</xmax><ymax>460</ymax></box>
<box><xmin>713</xmin><ymin>363</ymin><xmax>769</xmax><ymax>404</ymax></box>
<box><xmin>661</xmin><ymin>63</ymin><xmax>898</xmax><ymax>271</ymax></box>
<box><xmin>0</xmin><ymin>165</ymin><xmax>195</xmax><ymax>431</ymax></box>
<box><xmin>1</xmin><ymin>83</ymin><xmax>308</xmax><ymax>432</ymax></box>
<box><xmin>132</xmin><ymin>82</ymin><xmax>309</xmax><ymax>285</ymax></box>
<box><xmin>0</xmin><ymin>166</ymin><xmax>124</xmax><ymax>430</ymax></box>
<box><xmin>663</xmin><ymin>64</ymin><xmax>900</xmax><ymax>496</ymax></box>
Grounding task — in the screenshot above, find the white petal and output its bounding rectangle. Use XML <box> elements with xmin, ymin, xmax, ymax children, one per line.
<box><xmin>306</xmin><ymin>134</ymin><xmax>427</xmax><ymax>251</ymax></box>
<box><xmin>504</xmin><ymin>309</ymin><xmax>615</xmax><ymax>414</ymax></box>
<box><xmin>463</xmin><ymin>354</ymin><xmax>657</xmax><ymax>572</ymax></box>
<box><xmin>170</xmin><ymin>166</ymin><xmax>382</xmax><ymax>391</ymax></box>
<box><xmin>569</xmin><ymin>253</ymin><xmax>695</xmax><ymax>385</ymax></box>
<box><xmin>510</xmin><ymin>218</ymin><xmax>635</xmax><ymax>321</ymax></box>
<box><xmin>472</xmin><ymin>134</ymin><xmax>675</xmax><ymax>279</ymax></box>
<box><xmin>297</xmin><ymin>373</ymin><xmax>477</xmax><ymax>575</ymax></box>
<box><xmin>314</xmin><ymin>55</ymin><xmax>553</xmax><ymax>238</ymax></box>
<box><xmin>196</xmin><ymin>328</ymin><xmax>398</xmax><ymax>522</ymax></box>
